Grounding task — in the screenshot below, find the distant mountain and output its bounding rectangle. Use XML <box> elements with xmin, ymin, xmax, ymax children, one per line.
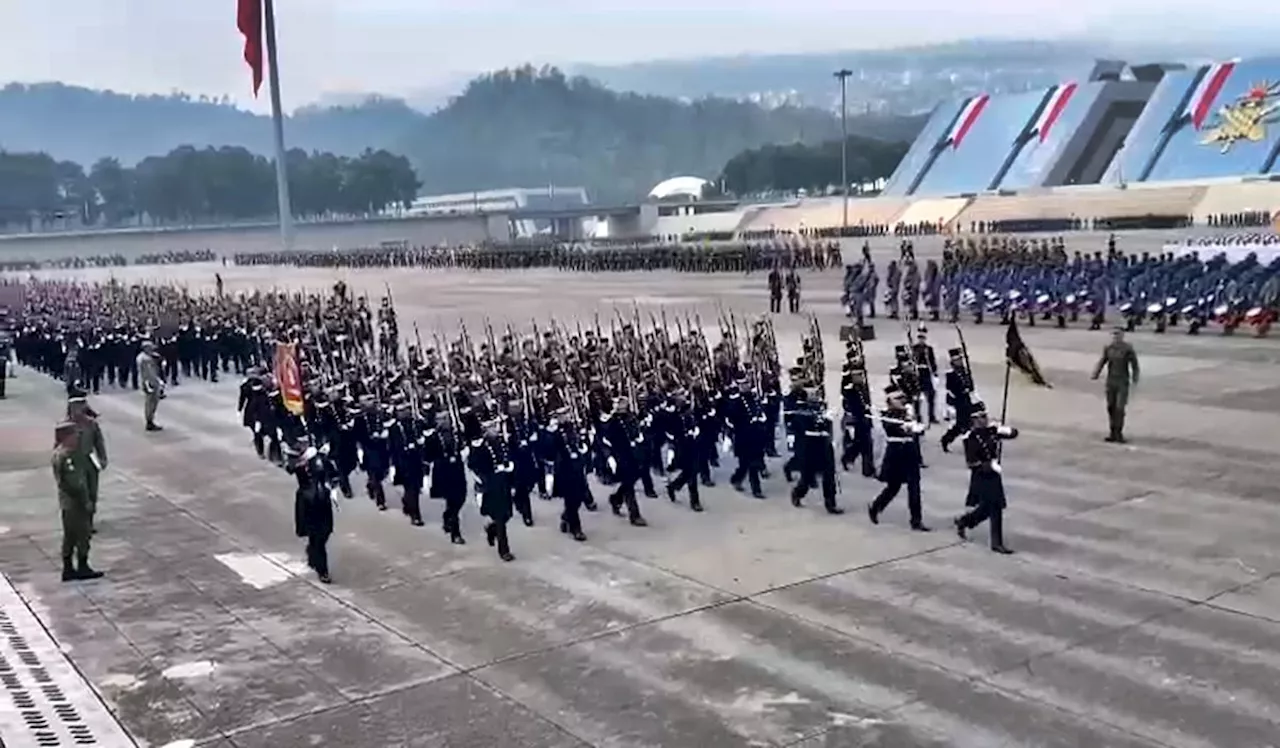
<box><xmin>0</xmin><ymin>82</ymin><xmax>425</xmax><ymax>169</ymax></box>
<box><xmin>0</xmin><ymin>69</ymin><xmax>922</xmax><ymax>203</ymax></box>
<box><xmin>570</xmin><ymin>38</ymin><xmax>1242</xmax><ymax>114</ymax></box>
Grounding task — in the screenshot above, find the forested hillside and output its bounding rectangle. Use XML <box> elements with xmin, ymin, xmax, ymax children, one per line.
<box><xmin>2</xmin><ymin>68</ymin><xmax>924</xmax><ymax>201</ymax></box>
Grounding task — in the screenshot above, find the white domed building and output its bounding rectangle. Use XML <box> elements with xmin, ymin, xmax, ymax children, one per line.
<box><xmin>648</xmin><ymin>176</ymin><xmax>710</xmax><ymax>202</ymax></box>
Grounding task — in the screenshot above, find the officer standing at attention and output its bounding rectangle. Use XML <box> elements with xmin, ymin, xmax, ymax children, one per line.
<box><xmin>785</xmin><ymin>267</ymin><xmax>802</xmax><ymax>313</ymax></box>
<box><xmin>1090</xmin><ymin>327</ymin><xmax>1140</xmax><ymax>443</ymax></box>
<box><xmin>137</xmin><ymin>340</ymin><xmax>164</xmax><ymax>431</ymax></box>
<box><xmin>53</xmin><ymin>422</ymin><xmax>104</xmax><ymax>582</ymax></box>
<box><xmin>67</xmin><ymin>390</ymin><xmax>107</xmax><ymax>536</ymax></box>
<box><xmin>768</xmin><ymin>265</ymin><xmax>784</xmax><ymax>314</ymax></box>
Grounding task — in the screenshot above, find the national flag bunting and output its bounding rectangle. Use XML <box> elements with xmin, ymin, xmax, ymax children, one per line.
<box><xmin>237</xmin><ymin>0</ymin><xmax>264</xmax><ymax>97</ymax></box>
<box><xmin>1184</xmin><ymin>60</ymin><xmax>1238</xmax><ymax>130</ymax></box>
<box><xmin>1030</xmin><ymin>82</ymin><xmax>1078</xmax><ymax>143</ymax></box>
<box><xmin>943</xmin><ymin>94</ymin><xmax>990</xmax><ymax>150</ymax></box>
<box><xmin>274</xmin><ymin>342</ymin><xmax>305</xmax><ymax>415</ymax></box>
<box><xmin>1005</xmin><ymin>320</ymin><xmax>1051</xmax><ymax>387</ymax></box>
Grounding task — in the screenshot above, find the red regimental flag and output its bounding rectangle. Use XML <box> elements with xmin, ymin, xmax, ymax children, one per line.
<box><xmin>237</xmin><ymin>0</ymin><xmax>264</xmax><ymax>97</ymax></box>
<box><xmin>274</xmin><ymin>342</ymin><xmax>305</xmax><ymax>415</ymax></box>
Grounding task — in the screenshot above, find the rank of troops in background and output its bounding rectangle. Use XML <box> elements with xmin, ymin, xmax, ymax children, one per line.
<box><xmin>233</xmin><ymin>239</ymin><xmax>844</xmax><ymax>274</ymax></box>
<box><xmin>840</xmin><ymin>236</ymin><xmax>1280</xmax><ymax>337</ymax></box>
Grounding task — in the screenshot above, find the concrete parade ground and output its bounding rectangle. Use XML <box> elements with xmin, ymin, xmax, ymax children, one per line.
<box><xmin>2</xmin><ymin>261</ymin><xmax>1280</xmax><ymax>748</ymax></box>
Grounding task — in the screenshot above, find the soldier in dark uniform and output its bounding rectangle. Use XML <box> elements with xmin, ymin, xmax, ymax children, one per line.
<box><xmin>354</xmin><ymin>396</ymin><xmax>392</xmax><ymax>510</ymax></box>
<box><xmin>868</xmin><ymin>386</ymin><xmax>930</xmax><ymax>531</ymax></box>
<box><xmin>768</xmin><ymin>265</ymin><xmax>784</xmax><ymax>314</ymax></box>
<box><xmin>546</xmin><ymin>407</ymin><xmax>592</xmax><ymax>540</ymax></box>
<box><xmin>663</xmin><ymin>390</ymin><xmax>705</xmax><ymax>512</ymax></box>
<box><xmin>390</xmin><ymin>402</ymin><xmax>427</xmax><ymax>526</ymax></box>
<box><xmin>789</xmin><ymin>390</ymin><xmax>843</xmax><ymax>514</ymax></box>
<box><xmin>504</xmin><ymin>399</ymin><xmax>540</xmax><ymax>526</ymax></box>
<box><xmin>601</xmin><ymin>397</ymin><xmax>651</xmax><ymax>526</ymax></box>
<box><xmin>839</xmin><ymin>363</ymin><xmax>875</xmax><ymax>478</ymax></box>
<box><xmin>1091</xmin><ymin>328</ymin><xmax>1140</xmax><ymax>443</ymax></box>
<box><xmin>954</xmin><ymin>402</ymin><xmax>1018</xmax><ymax>554</ymax></box>
<box><xmin>939</xmin><ymin>348</ymin><xmax>976</xmax><ymax>452</ymax></box>
<box><xmin>726</xmin><ymin>378</ymin><xmax>768</xmax><ymax>499</ymax></box>
<box><xmin>785</xmin><ymin>268</ymin><xmax>802</xmax><ymax>313</ymax></box>
<box><xmin>910</xmin><ymin>326</ymin><xmax>939</xmax><ymax>424</ymax></box>
<box><xmin>468</xmin><ymin>416</ymin><xmax>517</xmax><ymax>562</ymax></box>
<box><xmin>425</xmin><ymin>411</ymin><xmax>468</xmax><ymax>544</ymax></box>
<box><xmin>287</xmin><ymin>436</ymin><xmax>336</xmax><ymax>584</ymax></box>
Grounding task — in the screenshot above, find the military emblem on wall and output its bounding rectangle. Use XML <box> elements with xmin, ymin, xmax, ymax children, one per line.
<box><xmin>1201</xmin><ymin>81</ymin><xmax>1280</xmax><ymax>152</ymax></box>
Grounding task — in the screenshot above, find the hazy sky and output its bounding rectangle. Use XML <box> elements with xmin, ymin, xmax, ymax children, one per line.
<box><xmin>0</xmin><ymin>0</ymin><xmax>1256</xmax><ymax>110</ymax></box>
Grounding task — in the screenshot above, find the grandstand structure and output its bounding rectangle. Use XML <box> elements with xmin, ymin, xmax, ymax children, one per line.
<box><xmin>636</xmin><ymin>55</ymin><xmax>1280</xmax><ymax>240</ymax></box>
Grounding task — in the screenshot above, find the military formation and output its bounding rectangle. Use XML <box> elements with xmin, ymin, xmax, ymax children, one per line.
<box><xmin>0</xmin><ymin>248</ymin><xmax>217</xmax><ymax>272</ymax></box>
<box><xmin>7</xmin><ymin>276</ymin><xmax>272</xmax><ymax>397</ymax></box>
<box><xmin>839</xmin><ymin>235</ymin><xmax>1280</xmax><ymax>337</ymax></box>
<box><xmin>4</xmin><ymin>264</ymin><xmax>1033</xmax><ymax>584</ymax></box>
<box><xmin>233</xmin><ymin>239</ymin><xmax>844</xmax><ymax>273</ymax></box>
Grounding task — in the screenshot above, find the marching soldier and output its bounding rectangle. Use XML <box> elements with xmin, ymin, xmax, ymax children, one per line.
<box><xmin>390</xmin><ymin>402</ymin><xmax>428</xmax><ymax>526</ymax></box>
<box><xmin>1091</xmin><ymin>328</ymin><xmax>1141</xmax><ymax>443</ymax></box>
<box><xmin>601</xmin><ymin>397</ymin><xmax>651</xmax><ymax>526</ymax></box>
<box><xmin>939</xmin><ymin>348</ymin><xmax>976</xmax><ymax>452</ymax></box>
<box><xmin>53</xmin><ymin>421</ymin><xmax>104</xmax><ymax>582</ymax></box>
<box><xmin>726</xmin><ymin>379</ymin><xmax>768</xmax><ymax>499</ymax></box>
<box><xmin>911</xmin><ymin>326</ymin><xmax>940</xmax><ymax>424</ymax></box>
<box><xmin>468</xmin><ymin>417</ymin><xmax>518</xmax><ymax>562</ymax></box>
<box><xmin>287</xmin><ymin>436</ymin><xmax>337</xmax><ymax>584</ymax></box>
<box><xmin>789</xmin><ymin>391</ymin><xmax>843</xmax><ymax>514</ymax></box>
<box><xmin>954</xmin><ymin>402</ymin><xmax>1018</xmax><ymax>554</ymax></box>
<box><xmin>426</xmin><ymin>411</ymin><xmax>469</xmax><ymax>544</ymax></box>
<box><xmin>868</xmin><ymin>386</ymin><xmax>930</xmax><ymax>531</ymax></box>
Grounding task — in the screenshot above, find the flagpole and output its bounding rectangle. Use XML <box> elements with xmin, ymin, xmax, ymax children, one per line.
<box><xmin>263</xmin><ymin>0</ymin><xmax>294</xmax><ymax>250</ymax></box>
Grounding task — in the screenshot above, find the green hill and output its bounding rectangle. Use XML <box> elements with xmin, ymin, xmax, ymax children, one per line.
<box><xmin>1</xmin><ymin>67</ymin><xmax>924</xmax><ymax>202</ymax></box>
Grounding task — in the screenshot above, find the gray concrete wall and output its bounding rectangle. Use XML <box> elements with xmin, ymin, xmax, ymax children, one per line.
<box><xmin>1046</xmin><ymin>81</ymin><xmax>1156</xmax><ymax>187</ymax></box>
<box><xmin>0</xmin><ymin>214</ymin><xmax>504</xmax><ymax>262</ymax></box>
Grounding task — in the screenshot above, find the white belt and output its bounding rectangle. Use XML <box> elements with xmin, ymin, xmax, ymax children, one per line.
<box><xmin>802</xmin><ymin>431</ymin><xmax>827</xmax><ymax>437</ymax></box>
<box><xmin>885</xmin><ymin>436</ymin><xmax>913</xmax><ymax>443</ymax></box>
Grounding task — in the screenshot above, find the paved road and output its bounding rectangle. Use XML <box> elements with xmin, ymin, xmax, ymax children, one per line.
<box><xmin>2</xmin><ymin>267</ymin><xmax>1280</xmax><ymax>748</ymax></box>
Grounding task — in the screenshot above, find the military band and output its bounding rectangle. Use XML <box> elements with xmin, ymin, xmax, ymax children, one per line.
<box><xmin>841</xmin><ymin>235</ymin><xmax>1280</xmax><ymax>337</ymax></box>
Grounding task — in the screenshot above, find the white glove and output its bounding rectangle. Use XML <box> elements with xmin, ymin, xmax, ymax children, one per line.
<box><xmin>910</xmin><ymin>422</ymin><xmax>927</xmax><ymax>435</ymax></box>
<box><xmin>544</xmin><ymin>474</ymin><xmax>555</xmax><ymax>495</ymax></box>
<box><xmin>388</xmin><ymin>466</ymin><xmax>397</xmax><ymax>484</ymax></box>
<box><xmin>990</xmin><ymin>460</ymin><xmax>1003</xmax><ymax>474</ymax></box>
<box><xmin>786</xmin><ymin>435</ymin><xmax>795</xmax><ymax>450</ymax></box>
<box><xmin>997</xmin><ymin>425</ymin><xmax>1013</xmax><ymax>437</ymax></box>
<box><xmin>607</xmin><ymin>456</ymin><xmax>617</xmax><ymax>473</ymax></box>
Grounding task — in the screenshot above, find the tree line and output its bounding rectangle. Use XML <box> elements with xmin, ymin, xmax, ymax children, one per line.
<box><xmin>718</xmin><ymin>135</ymin><xmax>910</xmax><ymax>195</ymax></box>
<box><xmin>0</xmin><ymin>145</ymin><xmax>421</xmax><ymax>230</ymax></box>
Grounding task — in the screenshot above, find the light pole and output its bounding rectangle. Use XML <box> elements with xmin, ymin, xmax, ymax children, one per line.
<box><xmin>833</xmin><ymin>69</ymin><xmax>852</xmax><ymax>232</ymax></box>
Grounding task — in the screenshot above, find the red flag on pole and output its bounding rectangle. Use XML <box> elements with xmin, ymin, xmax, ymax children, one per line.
<box><xmin>237</xmin><ymin>0</ymin><xmax>264</xmax><ymax>96</ymax></box>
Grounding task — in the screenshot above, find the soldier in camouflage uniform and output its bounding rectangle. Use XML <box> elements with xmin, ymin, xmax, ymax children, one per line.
<box><xmin>53</xmin><ymin>422</ymin><xmax>104</xmax><ymax>582</ymax></box>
